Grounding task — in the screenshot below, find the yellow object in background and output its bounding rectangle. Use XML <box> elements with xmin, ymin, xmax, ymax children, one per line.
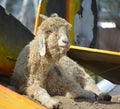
<box><xmin>66</xmin><ymin>0</ymin><xmax>82</xmax><ymax>45</ymax></box>
<box><xmin>68</xmin><ymin>46</ymin><xmax>120</xmax><ymax>84</ymax></box>
<box><xmin>34</xmin><ymin>3</ymin><xmax>42</xmax><ymax>35</ymax></box>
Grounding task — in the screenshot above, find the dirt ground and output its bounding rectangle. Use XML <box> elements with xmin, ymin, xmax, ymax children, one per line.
<box><xmin>53</xmin><ymin>95</ymin><xmax>120</xmax><ymax>109</ymax></box>
<box><xmin>0</xmin><ymin>76</ymin><xmax>120</xmax><ymax>109</ymax></box>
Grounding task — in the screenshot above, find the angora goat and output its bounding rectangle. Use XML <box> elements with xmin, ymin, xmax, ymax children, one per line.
<box><xmin>11</xmin><ymin>14</ymin><xmax>111</xmax><ymax>109</ymax></box>
<box><xmin>11</xmin><ymin>14</ymin><xmax>71</xmax><ymax>109</ymax></box>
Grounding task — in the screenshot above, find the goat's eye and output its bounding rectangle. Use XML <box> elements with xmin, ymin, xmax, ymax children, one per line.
<box><xmin>45</xmin><ymin>30</ymin><xmax>52</xmax><ymax>34</ymax></box>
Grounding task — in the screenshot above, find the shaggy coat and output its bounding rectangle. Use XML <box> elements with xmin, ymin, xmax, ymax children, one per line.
<box><xmin>11</xmin><ymin>14</ymin><xmax>111</xmax><ymax>109</ymax></box>
<box><xmin>11</xmin><ymin>14</ymin><xmax>71</xmax><ymax>109</ymax></box>
<box><xmin>47</xmin><ymin>56</ymin><xmax>100</xmax><ymax>99</ymax></box>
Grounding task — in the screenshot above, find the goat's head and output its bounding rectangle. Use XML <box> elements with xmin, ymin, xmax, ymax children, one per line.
<box><xmin>36</xmin><ymin>14</ymin><xmax>72</xmax><ymax>60</ymax></box>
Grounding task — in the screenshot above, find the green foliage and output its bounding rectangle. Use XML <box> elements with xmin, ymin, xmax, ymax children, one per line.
<box><xmin>85</xmin><ymin>68</ymin><xmax>103</xmax><ymax>83</ymax></box>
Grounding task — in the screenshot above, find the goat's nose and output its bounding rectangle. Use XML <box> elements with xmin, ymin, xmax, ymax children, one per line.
<box><xmin>62</xmin><ymin>40</ymin><xmax>69</xmax><ymax>44</ymax></box>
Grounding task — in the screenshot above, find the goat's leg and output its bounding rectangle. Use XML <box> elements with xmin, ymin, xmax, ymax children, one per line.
<box><xmin>83</xmin><ymin>74</ymin><xmax>102</xmax><ymax>95</ymax></box>
<box><xmin>58</xmin><ymin>75</ymin><xmax>97</xmax><ymax>100</ymax></box>
<box><xmin>25</xmin><ymin>83</ymin><xmax>61</xmax><ymax>109</ymax></box>
<box><xmin>83</xmin><ymin>74</ymin><xmax>111</xmax><ymax>101</ymax></box>
<box><xmin>65</xmin><ymin>81</ymin><xmax>97</xmax><ymax>100</ymax></box>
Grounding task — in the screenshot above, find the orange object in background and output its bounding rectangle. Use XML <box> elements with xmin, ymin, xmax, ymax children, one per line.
<box><xmin>0</xmin><ymin>85</ymin><xmax>46</xmax><ymax>109</ymax></box>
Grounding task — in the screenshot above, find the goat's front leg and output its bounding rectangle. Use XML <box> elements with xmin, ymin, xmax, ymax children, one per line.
<box><xmin>65</xmin><ymin>80</ymin><xmax>97</xmax><ymax>100</ymax></box>
<box><xmin>84</xmin><ymin>74</ymin><xmax>111</xmax><ymax>101</ymax></box>
<box><xmin>25</xmin><ymin>83</ymin><xmax>61</xmax><ymax>109</ymax></box>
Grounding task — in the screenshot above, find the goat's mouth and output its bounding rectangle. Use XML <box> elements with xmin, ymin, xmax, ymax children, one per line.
<box><xmin>59</xmin><ymin>45</ymin><xmax>70</xmax><ymax>52</ymax></box>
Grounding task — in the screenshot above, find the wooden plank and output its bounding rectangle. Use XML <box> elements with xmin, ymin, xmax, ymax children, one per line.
<box><xmin>0</xmin><ymin>85</ymin><xmax>46</xmax><ymax>109</ymax></box>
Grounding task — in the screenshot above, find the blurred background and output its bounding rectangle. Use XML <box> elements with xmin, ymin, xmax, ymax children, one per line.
<box><xmin>0</xmin><ymin>0</ymin><xmax>120</xmax><ymax>95</ymax></box>
<box><xmin>0</xmin><ymin>0</ymin><xmax>120</xmax><ymax>51</ymax></box>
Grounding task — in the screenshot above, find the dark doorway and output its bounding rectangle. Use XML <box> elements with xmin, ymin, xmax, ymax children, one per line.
<box><xmin>46</xmin><ymin>0</ymin><xmax>66</xmax><ymax>18</ymax></box>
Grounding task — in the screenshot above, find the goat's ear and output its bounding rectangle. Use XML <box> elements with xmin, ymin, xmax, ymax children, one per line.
<box><xmin>39</xmin><ymin>35</ymin><xmax>46</xmax><ymax>56</ymax></box>
<box><xmin>40</xmin><ymin>14</ymin><xmax>48</xmax><ymax>21</ymax></box>
<box><xmin>66</xmin><ymin>23</ymin><xmax>72</xmax><ymax>30</ymax></box>
<box><xmin>50</xmin><ymin>13</ymin><xmax>59</xmax><ymax>17</ymax></box>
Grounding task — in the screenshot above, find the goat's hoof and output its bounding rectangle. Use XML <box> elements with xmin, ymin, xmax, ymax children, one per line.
<box><xmin>98</xmin><ymin>93</ymin><xmax>111</xmax><ymax>101</ymax></box>
<box><xmin>87</xmin><ymin>91</ymin><xmax>98</xmax><ymax>101</ymax></box>
<box><xmin>47</xmin><ymin>98</ymin><xmax>62</xmax><ymax>109</ymax></box>
<box><xmin>65</xmin><ymin>92</ymin><xmax>75</xmax><ymax>99</ymax></box>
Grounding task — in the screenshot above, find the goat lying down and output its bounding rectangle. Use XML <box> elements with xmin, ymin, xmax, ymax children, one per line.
<box><xmin>48</xmin><ymin>56</ymin><xmax>111</xmax><ymax>101</ymax></box>
<box><xmin>11</xmin><ymin>14</ymin><xmax>111</xmax><ymax>109</ymax></box>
